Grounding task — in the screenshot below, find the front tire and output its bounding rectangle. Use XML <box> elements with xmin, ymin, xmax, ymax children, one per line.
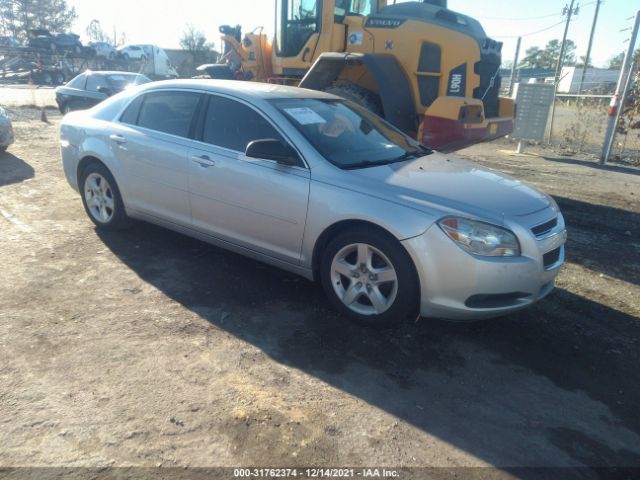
<box><xmin>80</xmin><ymin>162</ymin><xmax>129</xmax><ymax>230</ymax></box>
<box><xmin>320</xmin><ymin>228</ymin><xmax>419</xmax><ymax>327</ymax></box>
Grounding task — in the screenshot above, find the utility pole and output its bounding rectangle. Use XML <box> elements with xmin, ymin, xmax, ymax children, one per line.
<box><xmin>547</xmin><ymin>0</ymin><xmax>579</xmax><ymax>143</ymax></box>
<box><xmin>578</xmin><ymin>0</ymin><xmax>601</xmax><ymax>94</ymax></box>
<box><xmin>601</xmin><ymin>10</ymin><xmax>640</xmax><ymax>164</ymax></box>
<box><xmin>508</xmin><ymin>37</ymin><xmax>522</xmax><ymax>96</ymax></box>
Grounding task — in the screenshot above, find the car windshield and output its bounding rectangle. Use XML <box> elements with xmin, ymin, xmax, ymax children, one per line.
<box><xmin>271</xmin><ymin>98</ymin><xmax>431</xmax><ymax>169</ymax></box>
<box><xmin>106</xmin><ymin>74</ymin><xmax>150</xmax><ymax>89</ymax></box>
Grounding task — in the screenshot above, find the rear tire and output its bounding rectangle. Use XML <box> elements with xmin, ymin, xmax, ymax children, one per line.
<box><xmin>79</xmin><ymin>162</ymin><xmax>130</xmax><ymax>230</ymax></box>
<box><xmin>324</xmin><ymin>83</ymin><xmax>383</xmax><ymax>116</ymax></box>
<box><xmin>320</xmin><ymin>228</ymin><xmax>419</xmax><ymax>327</ymax></box>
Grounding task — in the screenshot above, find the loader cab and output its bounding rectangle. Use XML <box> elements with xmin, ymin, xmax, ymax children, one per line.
<box><xmin>275</xmin><ymin>0</ymin><xmax>320</xmax><ymax>58</ymax></box>
<box><xmin>273</xmin><ymin>0</ymin><xmax>381</xmax><ymax>74</ymax></box>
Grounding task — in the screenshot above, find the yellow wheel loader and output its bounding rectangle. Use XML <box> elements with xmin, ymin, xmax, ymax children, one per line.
<box><xmin>208</xmin><ymin>0</ymin><xmax>514</xmax><ymax>152</ymax></box>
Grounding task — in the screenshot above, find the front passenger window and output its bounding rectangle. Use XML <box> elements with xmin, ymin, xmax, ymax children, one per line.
<box><xmin>202</xmin><ymin>95</ymin><xmax>286</xmax><ymax>153</ymax></box>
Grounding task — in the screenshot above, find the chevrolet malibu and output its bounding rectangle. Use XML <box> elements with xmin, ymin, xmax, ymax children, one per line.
<box><xmin>59</xmin><ymin>80</ymin><xmax>566</xmax><ymax>326</ymax></box>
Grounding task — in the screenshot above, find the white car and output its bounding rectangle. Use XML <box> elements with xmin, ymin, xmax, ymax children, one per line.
<box><xmin>0</xmin><ymin>107</ymin><xmax>14</xmax><ymax>152</ymax></box>
<box><xmin>89</xmin><ymin>41</ymin><xmax>116</xmax><ymax>59</ymax></box>
<box><xmin>117</xmin><ymin>45</ymin><xmax>147</xmax><ymax>61</ymax></box>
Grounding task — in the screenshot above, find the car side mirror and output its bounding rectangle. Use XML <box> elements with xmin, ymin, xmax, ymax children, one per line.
<box><xmin>97</xmin><ymin>86</ymin><xmax>112</xmax><ymax>96</ymax></box>
<box><xmin>245</xmin><ymin>139</ymin><xmax>300</xmax><ymax>166</ymax></box>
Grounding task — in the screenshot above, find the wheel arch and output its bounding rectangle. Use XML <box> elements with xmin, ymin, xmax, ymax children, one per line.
<box><xmin>311</xmin><ymin>219</ymin><xmax>418</xmax><ymax>284</ymax></box>
<box><xmin>76</xmin><ymin>155</ymin><xmax>110</xmax><ymax>187</ymax></box>
<box><xmin>299</xmin><ymin>52</ymin><xmax>417</xmax><ymax>134</ymax></box>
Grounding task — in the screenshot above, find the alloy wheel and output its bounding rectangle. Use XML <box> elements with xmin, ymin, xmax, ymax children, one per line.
<box><xmin>84</xmin><ymin>173</ymin><xmax>115</xmax><ymax>223</ymax></box>
<box><xmin>330</xmin><ymin>243</ymin><xmax>398</xmax><ymax>316</ymax></box>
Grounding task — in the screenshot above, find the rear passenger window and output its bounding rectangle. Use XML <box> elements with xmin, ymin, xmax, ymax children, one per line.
<box><xmin>67</xmin><ymin>74</ymin><xmax>86</xmax><ymax>90</ymax></box>
<box><xmin>137</xmin><ymin>91</ymin><xmax>201</xmax><ymax>138</ymax></box>
<box><xmin>203</xmin><ymin>95</ymin><xmax>284</xmax><ymax>152</ymax></box>
<box><xmin>120</xmin><ymin>95</ymin><xmax>144</xmax><ymax>125</ymax></box>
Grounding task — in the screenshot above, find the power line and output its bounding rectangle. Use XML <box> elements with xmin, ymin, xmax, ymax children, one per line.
<box><xmin>493</xmin><ymin>20</ymin><xmax>566</xmax><ymax>39</ymax></box>
<box><xmin>475</xmin><ymin>1</ymin><xmax>596</xmax><ymax>21</ymax></box>
<box><xmin>476</xmin><ymin>12</ymin><xmax>560</xmax><ymax>21</ymax></box>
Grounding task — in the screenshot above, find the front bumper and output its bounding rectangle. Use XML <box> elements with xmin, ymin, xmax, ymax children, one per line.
<box><xmin>402</xmin><ymin>214</ymin><xmax>566</xmax><ymax>320</ymax></box>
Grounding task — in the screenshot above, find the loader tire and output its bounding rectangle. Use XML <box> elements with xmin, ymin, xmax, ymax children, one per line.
<box><xmin>323</xmin><ymin>84</ymin><xmax>383</xmax><ymax>117</ymax></box>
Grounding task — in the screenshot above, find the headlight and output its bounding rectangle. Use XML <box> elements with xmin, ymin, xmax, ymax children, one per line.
<box><xmin>438</xmin><ymin>217</ymin><xmax>520</xmax><ymax>257</ymax></box>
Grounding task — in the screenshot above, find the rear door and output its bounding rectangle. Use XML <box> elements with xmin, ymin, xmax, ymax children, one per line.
<box><xmin>113</xmin><ymin>89</ymin><xmax>203</xmax><ymax>226</ymax></box>
<box><xmin>187</xmin><ymin>94</ymin><xmax>310</xmax><ymax>264</ymax></box>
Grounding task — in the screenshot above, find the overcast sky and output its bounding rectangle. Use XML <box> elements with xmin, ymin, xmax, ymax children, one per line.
<box><xmin>69</xmin><ymin>0</ymin><xmax>635</xmax><ymax>68</ymax></box>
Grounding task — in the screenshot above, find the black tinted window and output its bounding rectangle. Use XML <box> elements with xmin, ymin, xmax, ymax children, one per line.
<box><xmin>86</xmin><ymin>75</ymin><xmax>109</xmax><ymax>92</ymax></box>
<box><xmin>203</xmin><ymin>95</ymin><xmax>283</xmax><ymax>151</ymax></box>
<box><xmin>137</xmin><ymin>91</ymin><xmax>201</xmax><ymax>138</ymax></box>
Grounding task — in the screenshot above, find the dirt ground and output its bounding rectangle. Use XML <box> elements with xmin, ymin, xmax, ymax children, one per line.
<box><xmin>1</xmin><ymin>107</ymin><xmax>639</xmax><ymax>479</ymax></box>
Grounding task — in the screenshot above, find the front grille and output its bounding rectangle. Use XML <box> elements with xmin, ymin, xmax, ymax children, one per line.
<box><xmin>473</xmin><ymin>50</ymin><xmax>501</xmax><ymax>118</ymax></box>
<box><xmin>543</xmin><ymin>247</ymin><xmax>562</xmax><ymax>268</ymax></box>
<box><xmin>532</xmin><ymin>217</ymin><xmax>558</xmax><ymax>237</ymax></box>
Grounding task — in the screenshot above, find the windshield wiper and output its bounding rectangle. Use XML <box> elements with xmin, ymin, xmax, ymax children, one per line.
<box><xmin>343</xmin><ymin>146</ymin><xmax>434</xmax><ymax>170</ymax></box>
<box><xmin>343</xmin><ymin>160</ymin><xmax>391</xmax><ymax>170</ymax></box>
<box><xmin>390</xmin><ymin>145</ymin><xmax>434</xmax><ymax>163</ymax></box>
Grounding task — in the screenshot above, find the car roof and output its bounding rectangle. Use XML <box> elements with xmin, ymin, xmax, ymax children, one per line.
<box><xmin>139</xmin><ymin>79</ymin><xmax>337</xmax><ymax>101</ymax></box>
<box><xmin>84</xmin><ymin>71</ymin><xmax>142</xmax><ymax>77</ymax></box>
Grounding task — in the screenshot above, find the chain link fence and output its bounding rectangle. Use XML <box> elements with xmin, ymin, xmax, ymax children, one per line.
<box><xmin>503</xmin><ymin>75</ymin><xmax>640</xmax><ymax>165</ymax></box>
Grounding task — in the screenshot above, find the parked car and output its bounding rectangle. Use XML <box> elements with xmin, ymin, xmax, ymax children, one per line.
<box><xmin>55</xmin><ymin>71</ymin><xmax>151</xmax><ymax>114</ymax></box>
<box><xmin>59</xmin><ymin>80</ymin><xmax>567</xmax><ymax>326</ymax></box>
<box><xmin>117</xmin><ymin>45</ymin><xmax>147</xmax><ymax>61</ymax></box>
<box><xmin>0</xmin><ymin>107</ymin><xmax>15</xmax><ymax>152</ymax></box>
<box><xmin>28</xmin><ymin>29</ymin><xmax>55</xmax><ymax>51</ymax></box>
<box><xmin>0</xmin><ymin>36</ymin><xmax>21</xmax><ymax>48</ymax></box>
<box><xmin>89</xmin><ymin>41</ymin><xmax>116</xmax><ymax>59</ymax></box>
<box><xmin>54</xmin><ymin>33</ymin><xmax>83</xmax><ymax>54</ymax></box>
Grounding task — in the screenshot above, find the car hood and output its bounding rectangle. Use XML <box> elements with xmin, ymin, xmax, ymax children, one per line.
<box><xmin>341</xmin><ymin>152</ymin><xmax>551</xmax><ymax>219</ymax></box>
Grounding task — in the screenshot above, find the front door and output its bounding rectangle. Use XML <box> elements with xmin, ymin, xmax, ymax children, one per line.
<box><xmin>187</xmin><ymin>94</ymin><xmax>310</xmax><ymax>264</ymax></box>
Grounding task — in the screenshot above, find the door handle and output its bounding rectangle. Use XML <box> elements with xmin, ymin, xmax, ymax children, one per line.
<box><xmin>191</xmin><ymin>154</ymin><xmax>215</xmax><ymax>168</ymax></box>
<box><xmin>109</xmin><ymin>134</ymin><xmax>127</xmax><ymax>144</ymax></box>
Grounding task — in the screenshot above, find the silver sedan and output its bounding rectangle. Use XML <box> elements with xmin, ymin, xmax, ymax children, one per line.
<box><xmin>59</xmin><ymin>80</ymin><xmax>566</xmax><ymax>326</ymax></box>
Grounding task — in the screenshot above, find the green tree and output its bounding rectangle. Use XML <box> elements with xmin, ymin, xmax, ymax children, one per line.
<box><xmin>519</xmin><ymin>39</ymin><xmax>577</xmax><ymax>70</ymax></box>
<box><xmin>0</xmin><ymin>0</ymin><xmax>77</xmax><ymax>40</ymax></box>
<box><xmin>575</xmin><ymin>55</ymin><xmax>593</xmax><ymax>68</ymax></box>
<box><xmin>607</xmin><ymin>50</ymin><xmax>640</xmax><ymax>70</ymax></box>
<box><xmin>180</xmin><ymin>25</ymin><xmax>213</xmax><ymax>54</ymax></box>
